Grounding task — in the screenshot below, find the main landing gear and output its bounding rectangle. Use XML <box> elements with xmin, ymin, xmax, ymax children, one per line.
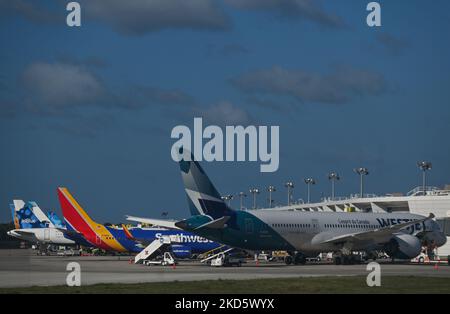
<box><xmin>284</xmin><ymin>252</ymin><xmax>306</xmax><ymax>265</ymax></box>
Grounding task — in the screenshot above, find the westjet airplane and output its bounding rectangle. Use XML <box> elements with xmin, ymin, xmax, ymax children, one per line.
<box><xmin>57</xmin><ymin>187</ymin><xmax>223</xmax><ymax>258</ymax></box>
<box><xmin>7</xmin><ymin>200</ymin><xmax>91</xmax><ymax>246</ymax></box>
<box><xmin>138</xmin><ymin>148</ymin><xmax>447</xmax><ymax>265</ymax></box>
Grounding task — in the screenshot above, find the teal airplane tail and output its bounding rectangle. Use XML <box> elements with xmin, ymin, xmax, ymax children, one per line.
<box><xmin>178</xmin><ymin>147</ymin><xmax>234</xmax><ymax>219</ymax></box>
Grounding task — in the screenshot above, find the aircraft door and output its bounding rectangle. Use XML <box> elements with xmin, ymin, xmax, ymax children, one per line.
<box><xmin>44</xmin><ymin>229</ymin><xmax>50</xmax><ymax>241</ymax></box>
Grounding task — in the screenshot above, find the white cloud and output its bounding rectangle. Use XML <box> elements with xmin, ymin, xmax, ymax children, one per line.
<box><xmin>231</xmin><ymin>65</ymin><xmax>387</xmax><ymax>105</ymax></box>
<box><xmin>225</xmin><ymin>0</ymin><xmax>345</xmax><ymax>28</ymax></box>
<box><xmin>22</xmin><ymin>62</ymin><xmax>104</xmax><ymax>107</ymax></box>
<box><xmin>199</xmin><ymin>101</ymin><xmax>251</xmax><ymax>125</ymax></box>
<box><xmin>82</xmin><ymin>0</ymin><xmax>230</xmax><ymax>35</ymax></box>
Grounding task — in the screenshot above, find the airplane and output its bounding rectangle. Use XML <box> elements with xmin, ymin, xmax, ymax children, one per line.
<box><xmin>140</xmin><ymin>148</ymin><xmax>447</xmax><ymax>265</ymax></box>
<box><xmin>46</xmin><ymin>210</ymin><xmax>66</xmax><ymax>229</ymax></box>
<box><xmin>57</xmin><ymin>187</ymin><xmax>224</xmax><ymax>258</ymax></box>
<box><xmin>7</xmin><ymin>200</ymin><xmax>91</xmax><ymax>247</ymax></box>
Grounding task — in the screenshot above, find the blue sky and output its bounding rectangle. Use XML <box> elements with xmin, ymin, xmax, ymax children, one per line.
<box><xmin>1</xmin><ymin>0</ymin><xmax>450</xmax><ymax>223</ymax></box>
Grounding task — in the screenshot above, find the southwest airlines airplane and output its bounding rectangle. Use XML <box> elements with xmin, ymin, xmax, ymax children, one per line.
<box><xmin>139</xmin><ymin>148</ymin><xmax>447</xmax><ymax>265</ymax></box>
<box><xmin>7</xmin><ymin>200</ymin><xmax>91</xmax><ymax>246</ymax></box>
<box><xmin>57</xmin><ymin>187</ymin><xmax>223</xmax><ymax>258</ymax></box>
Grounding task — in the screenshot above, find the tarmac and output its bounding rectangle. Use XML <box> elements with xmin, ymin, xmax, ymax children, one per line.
<box><xmin>0</xmin><ymin>249</ymin><xmax>449</xmax><ymax>288</ymax></box>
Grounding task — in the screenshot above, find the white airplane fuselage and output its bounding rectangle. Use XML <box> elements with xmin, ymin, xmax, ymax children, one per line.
<box><xmin>7</xmin><ymin>228</ymin><xmax>75</xmax><ymax>245</ymax></box>
<box><xmin>250</xmin><ymin>210</ymin><xmax>446</xmax><ymax>252</ymax></box>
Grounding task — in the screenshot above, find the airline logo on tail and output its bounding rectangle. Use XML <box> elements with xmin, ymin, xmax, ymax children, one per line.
<box><xmin>178</xmin><ymin>148</ymin><xmax>233</xmax><ymax>220</ymax></box>
<box><xmin>11</xmin><ymin>200</ymin><xmax>48</xmax><ymax>229</ymax></box>
<box><xmin>57</xmin><ymin>187</ymin><xmax>127</xmax><ymax>252</ymax></box>
<box><xmin>47</xmin><ymin>211</ymin><xmax>66</xmax><ymax>229</ymax></box>
<box><xmin>121</xmin><ymin>224</ymin><xmax>135</xmax><ymax>241</ymax></box>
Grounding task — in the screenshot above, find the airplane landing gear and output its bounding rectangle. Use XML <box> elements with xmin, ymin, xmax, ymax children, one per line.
<box><xmin>284</xmin><ymin>252</ymin><xmax>306</xmax><ymax>265</ymax></box>
<box><xmin>294</xmin><ymin>252</ymin><xmax>306</xmax><ymax>265</ymax></box>
<box><xmin>284</xmin><ymin>255</ymin><xmax>293</xmax><ymax>265</ymax></box>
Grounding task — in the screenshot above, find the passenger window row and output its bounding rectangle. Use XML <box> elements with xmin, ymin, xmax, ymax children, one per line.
<box><xmin>324</xmin><ymin>224</ymin><xmax>378</xmax><ymax>229</ymax></box>
<box><xmin>272</xmin><ymin>223</ymin><xmax>311</xmax><ymax>228</ymax></box>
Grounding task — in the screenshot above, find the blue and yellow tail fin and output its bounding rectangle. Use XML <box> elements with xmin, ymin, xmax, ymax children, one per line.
<box><xmin>12</xmin><ymin>200</ymin><xmax>48</xmax><ymax>229</ymax></box>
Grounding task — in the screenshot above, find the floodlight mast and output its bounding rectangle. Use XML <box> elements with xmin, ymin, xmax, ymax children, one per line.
<box><xmin>328</xmin><ymin>172</ymin><xmax>340</xmax><ymax>200</ymax></box>
<box><xmin>284</xmin><ymin>182</ymin><xmax>294</xmax><ymax>206</ymax></box>
<box><xmin>238</xmin><ymin>192</ymin><xmax>247</xmax><ymax>210</ymax></box>
<box><xmin>304</xmin><ymin>178</ymin><xmax>316</xmax><ymax>203</ymax></box>
<box><xmin>267</xmin><ymin>186</ymin><xmax>276</xmax><ymax>208</ymax></box>
<box><xmin>249</xmin><ymin>188</ymin><xmax>260</xmax><ymax>209</ymax></box>
<box><xmin>221</xmin><ymin>194</ymin><xmax>234</xmax><ymax>206</ymax></box>
<box><xmin>417</xmin><ymin>161</ymin><xmax>432</xmax><ymax>195</ymax></box>
<box><xmin>353</xmin><ymin>167</ymin><xmax>369</xmax><ymax>198</ymax></box>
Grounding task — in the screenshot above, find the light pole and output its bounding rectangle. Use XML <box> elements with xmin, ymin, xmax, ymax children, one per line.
<box><xmin>249</xmin><ymin>188</ymin><xmax>260</xmax><ymax>209</ymax></box>
<box><xmin>417</xmin><ymin>161</ymin><xmax>432</xmax><ymax>195</ymax></box>
<box><xmin>238</xmin><ymin>192</ymin><xmax>247</xmax><ymax>210</ymax></box>
<box><xmin>267</xmin><ymin>186</ymin><xmax>276</xmax><ymax>208</ymax></box>
<box><xmin>221</xmin><ymin>194</ymin><xmax>234</xmax><ymax>206</ymax></box>
<box><xmin>304</xmin><ymin>178</ymin><xmax>316</xmax><ymax>203</ymax></box>
<box><xmin>285</xmin><ymin>182</ymin><xmax>294</xmax><ymax>206</ymax></box>
<box><xmin>354</xmin><ymin>167</ymin><xmax>369</xmax><ymax>198</ymax></box>
<box><xmin>328</xmin><ymin>172</ymin><xmax>340</xmax><ymax>200</ymax></box>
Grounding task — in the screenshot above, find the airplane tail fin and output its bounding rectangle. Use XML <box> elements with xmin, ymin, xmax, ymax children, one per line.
<box><xmin>12</xmin><ymin>200</ymin><xmax>48</xmax><ymax>229</ymax></box>
<box><xmin>121</xmin><ymin>224</ymin><xmax>136</xmax><ymax>241</ymax></box>
<box><xmin>28</xmin><ymin>201</ymin><xmax>54</xmax><ymax>228</ymax></box>
<box><xmin>57</xmin><ymin>187</ymin><xmax>97</xmax><ymax>234</ymax></box>
<box><xmin>177</xmin><ymin>147</ymin><xmax>233</xmax><ymax>219</ymax></box>
<box><xmin>47</xmin><ymin>211</ymin><xmax>66</xmax><ymax>229</ymax></box>
<box><xmin>10</xmin><ymin>203</ymin><xmax>20</xmax><ymax>229</ymax></box>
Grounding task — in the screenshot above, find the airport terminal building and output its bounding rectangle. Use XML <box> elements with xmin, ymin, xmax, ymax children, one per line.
<box><xmin>270</xmin><ymin>186</ymin><xmax>450</xmax><ymax>256</ymax></box>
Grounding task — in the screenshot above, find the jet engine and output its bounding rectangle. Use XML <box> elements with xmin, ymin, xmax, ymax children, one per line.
<box><xmin>384</xmin><ymin>234</ymin><xmax>422</xmax><ymax>259</ymax></box>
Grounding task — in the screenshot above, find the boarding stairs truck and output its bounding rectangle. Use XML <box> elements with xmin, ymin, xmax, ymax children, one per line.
<box><xmin>200</xmin><ymin>247</ymin><xmax>234</xmax><ymax>264</ymax></box>
<box><xmin>210</xmin><ymin>252</ymin><xmax>245</xmax><ymax>267</ymax></box>
<box><xmin>134</xmin><ymin>235</ymin><xmax>177</xmax><ymax>265</ymax></box>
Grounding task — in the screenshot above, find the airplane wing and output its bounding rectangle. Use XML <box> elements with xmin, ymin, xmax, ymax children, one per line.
<box><xmin>8</xmin><ymin>229</ymin><xmax>39</xmax><ymax>241</ymax></box>
<box><xmin>194</xmin><ymin>216</ymin><xmax>230</xmax><ymax>230</ymax></box>
<box><xmin>320</xmin><ymin>213</ymin><xmax>434</xmax><ymax>245</ymax></box>
<box><xmin>13</xmin><ymin>230</ymin><xmax>35</xmax><ymax>236</ymax></box>
<box><xmin>57</xmin><ymin>228</ymin><xmax>84</xmax><ymax>238</ymax></box>
<box><xmin>125</xmin><ymin>215</ymin><xmax>180</xmax><ymax>230</ymax></box>
<box><xmin>174</xmin><ymin>216</ymin><xmax>230</xmax><ymax>231</ymax></box>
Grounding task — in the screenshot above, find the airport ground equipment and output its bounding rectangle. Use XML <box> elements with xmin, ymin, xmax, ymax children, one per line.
<box><xmin>210</xmin><ymin>252</ymin><xmax>245</xmax><ymax>267</ymax></box>
<box><xmin>198</xmin><ymin>244</ymin><xmax>228</xmax><ymax>260</ymax></box>
<box><xmin>142</xmin><ymin>252</ymin><xmax>176</xmax><ymax>266</ymax></box>
<box><xmin>134</xmin><ymin>235</ymin><xmax>174</xmax><ymax>264</ymax></box>
<box><xmin>200</xmin><ymin>247</ymin><xmax>234</xmax><ymax>264</ymax></box>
